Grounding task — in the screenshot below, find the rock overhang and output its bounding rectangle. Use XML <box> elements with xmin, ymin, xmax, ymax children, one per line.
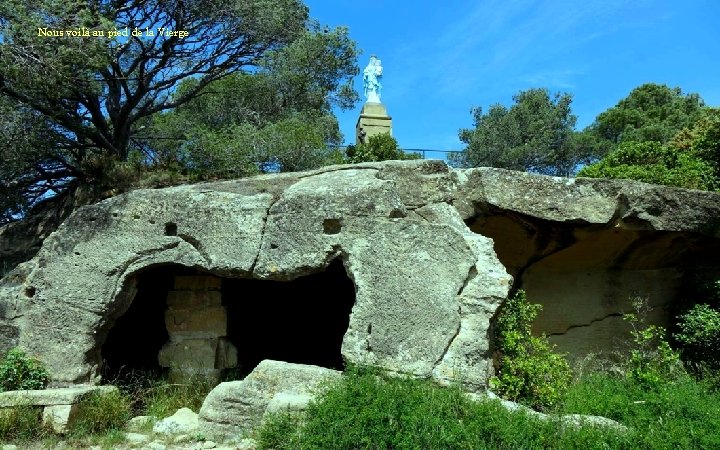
<box><xmin>0</xmin><ymin>159</ymin><xmax>718</xmax><ymax>387</ymax></box>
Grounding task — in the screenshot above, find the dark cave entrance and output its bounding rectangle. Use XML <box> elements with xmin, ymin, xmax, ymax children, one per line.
<box><xmin>101</xmin><ymin>259</ymin><xmax>356</xmax><ymax>381</ymax></box>
<box><xmin>223</xmin><ymin>259</ymin><xmax>356</xmax><ymax>378</ymax></box>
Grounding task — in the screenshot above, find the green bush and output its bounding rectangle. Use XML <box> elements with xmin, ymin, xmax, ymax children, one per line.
<box><xmin>675</xmin><ymin>302</ymin><xmax>720</xmax><ymax>370</ymax></box>
<box><xmin>623</xmin><ymin>296</ymin><xmax>684</xmax><ymax>388</ymax></box>
<box><xmin>577</xmin><ymin>140</ymin><xmax>716</xmax><ymax>190</ymax></box>
<box><xmin>490</xmin><ymin>290</ymin><xmax>572</xmax><ymax>410</ymax></box>
<box><xmin>345</xmin><ymin>133</ymin><xmax>420</xmax><ymax>163</ymax></box>
<box><xmin>0</xmin><ymin>348</ymin><xmax>50</xmax><ymax>392</ymax></box>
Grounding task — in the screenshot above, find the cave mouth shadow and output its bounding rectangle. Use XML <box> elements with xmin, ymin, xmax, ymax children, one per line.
<box><xmin>100</xmin><ymin>259</ymin><xmax>356</xmax><ymax>383</ymax></box>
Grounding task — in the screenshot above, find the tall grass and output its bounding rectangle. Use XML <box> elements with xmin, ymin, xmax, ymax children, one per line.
<box><xmin>107</xmin><ymin>369</ymin><xmax>216</xmax><ymax>418</ymax></box>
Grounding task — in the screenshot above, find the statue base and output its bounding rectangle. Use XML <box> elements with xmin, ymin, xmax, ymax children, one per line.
<box><xmin>355</xmin><ymin>102</ymin><xmax>392</xmax><ymax>145</ymax></box>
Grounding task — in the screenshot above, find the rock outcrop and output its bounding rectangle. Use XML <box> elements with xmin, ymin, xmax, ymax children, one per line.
<box><xmin>0</xmin><ymin>160</ymin><xmax>718</xmax><ymax>387</ymax></box>
<box><xmin>198</xmin><ymin>360</ymin><xmax>341</xmax><ymax>441</ymax></box>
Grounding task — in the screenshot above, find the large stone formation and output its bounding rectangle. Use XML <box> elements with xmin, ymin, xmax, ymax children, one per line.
<box><xmin>0</xmin><ymin>160</ymin><xmax>718</xmax><ymax>389</ymax></box>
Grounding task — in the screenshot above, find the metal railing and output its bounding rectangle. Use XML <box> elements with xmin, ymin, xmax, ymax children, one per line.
<box><xmin>402</xmin><ymin>148</ymin><xmax>463</xmax><ymax>160</ymax></box>
<box><xmin>332</xmin><ymin>146</ymin><xmax>463</xmax><ymax>161</ymax></box>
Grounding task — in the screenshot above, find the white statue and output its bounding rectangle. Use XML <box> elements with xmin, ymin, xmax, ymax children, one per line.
<box><xmin>363</xmin><ymin>55</ymin><xmax>383</xmax><ymax>103</ymax></box>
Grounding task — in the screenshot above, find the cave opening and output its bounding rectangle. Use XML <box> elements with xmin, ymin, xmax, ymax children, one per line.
<box><xmin>223</xmin><ymin>259</ymin><xmax>355</xmax><ymax>378</ymax></box>
<box><xmin>100</xmin><ymin>259</ymin><xmax>356</xmax><ymax>382</ymax></box>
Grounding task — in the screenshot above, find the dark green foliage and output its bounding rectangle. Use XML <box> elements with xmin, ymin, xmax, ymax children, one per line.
<box><xmin>675</xmin><ymin>299</ymin><xmax>720</xmax><ymax>371</ymax></box>
<box><xmin>578</xmin><ymin>85</ymin><xmax>719</xmax><ymax>190</ymax></box>
<box><xmin>590</xmin><ymin>83</ymin><xmax>705</xmax><ymax>145</ymax></box>
<box><xmin>345</xmin><ymin>133</ymin><xmax>420</xmax><ymax>163</ymax></box>
<box><xmin>455</xmin><ymin>88</ymin><xmax>589</xmax><ymax>176</ymax></box>
<box><xmin>0</xmin><ymin>348</ymin><xmax>50</xmax><ymax>392</ymax></box>
<box><xmin>106</xmin><ymin>369</ymin><xmax>215</xmax><ymax>419</ymax></box>
<box><xmin>0</xmin><ymin>0</ymin><xmax>359</xmax><ymax>222</ymax></box>
<box><xmin>622</xmin><ymin>297</ymin><xmax>684</xmax><ymax>388</ymax></box>
<box><xmin>672</xmin><ymin>107</ymin><xmax>720</xmax><ymax>180</ymax></box>
<box><xmin>578</xmin><ymin>140</ymin><xmax>716</xmax><ymax>190</ymax></box>
<box><xmin>491</xmin><ymin>290</ymin><xmax>572</xmax><ymax>410</ymax></box>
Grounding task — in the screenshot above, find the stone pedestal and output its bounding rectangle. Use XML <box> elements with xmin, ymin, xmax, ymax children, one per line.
<box><xmin>158</xmin><ymin>275</ymin><xmax>237</xmax><ymax>383</ymax></box>
<box><xmin>355</xmin><ymin>102</ymin><xmax>392</xmax><ymax>145</ymax></box>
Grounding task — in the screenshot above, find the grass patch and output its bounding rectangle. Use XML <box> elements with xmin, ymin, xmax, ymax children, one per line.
<box><xmin>561</xmin><ymin>373</ymin><xmax>720</xmax><ymax>449</ymax></box>
<box><xmin>69</xmin><ymin>390</ymin><xmax>131</xmax><ymax>437</ymax></box>
<box><xmin>257</xmin><ymin>365</ymin><xmax>720</xmax><ymax>449</ymax></box>
<box><xmin>0</xmin><ymin>405</ymin><xmax>47</xmax><ymax>442</ymax></box>
<box><xmin>256</xmin><ymin>368</ymin><xmax>632</xmax><ymax>450</ymax></box>
<box><xmin>142</xmin><ymin>375</ymin><xmax>215</xmax><ymax>418</ymax></box>
<box><xmin>108</xmin><ymin>369</ymin><xmax>215</xmax><ymax>418</ymax></box>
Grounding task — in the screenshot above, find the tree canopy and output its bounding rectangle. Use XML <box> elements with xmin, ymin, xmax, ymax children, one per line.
<box><xmin>141</xmin><ymin>23</ymin><xmax>358</xmax><ymax>177</ymax></box>
<box><xmin>453</xmin><ymin>88</ymin><xmax>592</xmax><ymax>176</ymax></box>
<box><xmin>579</xmin><ymin>84</ymin><xmax>718</xmax><ymax>191</ymax></box>
<box><xmin>588</xmin><ymin>83</ymin><xmax>705</xmax><ymax>145</ymax></box>
<box><xmin>0</xmin><ymin>0</ymin><xmax>359</xmax><ymax>223</ymax></box>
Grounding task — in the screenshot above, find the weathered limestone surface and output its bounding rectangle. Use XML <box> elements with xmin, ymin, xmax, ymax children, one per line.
<box><xmin>455</xmin><ymin>168</ymin><xmax>720</xmax><ymax>356</ymax></box>
<box><xmin>0</xmin><ymin>160</ymin><xmax>718</xmax><ymax>385</ymax></box>
<box><xmin>198</xmin><ymin>360</ymin><xmax>341</xmax><ymax>441</ymax></box>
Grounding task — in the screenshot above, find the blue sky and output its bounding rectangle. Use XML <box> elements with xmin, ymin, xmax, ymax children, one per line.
<box><xmin>305</xmin><ymin>0</ymin><xmax>720</xmax><ymax>157</ymax></box>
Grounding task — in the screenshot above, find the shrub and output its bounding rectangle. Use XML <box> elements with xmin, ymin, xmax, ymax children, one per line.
<box><xmin>674</xmin><ymin>302</ymin><xmax>720</xmax><ymax>370</ymax></box>
<box><xmin>490</xmin><ymin>290</ymin><xmax>571</xmax><ymax>410</ymax></box>
<box><xmin>345</xmin><ymin>133</ymin><xmax>420</xmax><ymax>163</ymax></box>
<box><xmin>623</xmin><ymin>296</ymin><xmax>683</xmax><ymax>388</ymax></box>
<box><xmin>0</xmin><ymin>348</ymin><xmax>50</xmax><ymax>392</ymax></box>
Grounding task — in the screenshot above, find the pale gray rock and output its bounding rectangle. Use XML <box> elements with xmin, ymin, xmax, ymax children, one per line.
<box><xmin>0</xmin><ymin>159</ymin><xmax>717</xmax><ymax>386</ymax></box>
<box><xmin>199</xmin><ymin>360</ymin><xmax>340</xmax><ymax>441</ymax></box>
<box><xmin>126</xmin><ymin>415</ymin><xmax>156</xmax><ymax>432</ymax></box>
<box><xmin>234</xmin><ymin>438</ymin><xmax>258</xmax><ymax>450</ymax></box>
<box><xmin>42</xmin><ymin>404</ymin><xmax>77</xmax><ymax>434</ymax></box>
<box><xmin>124</xmin><ymin>432</ymin><xmax>150</xmax><ymax>445</ymax></box>
<box><xmin>153</xmin><ymin>407</ymin><xmax>199</xmax><ymax>436</ymax></box>
<box><xmin>0</xmin><ymin>385</ymin><xmax>117</xmax><ymax>407</ymax></box>
<box><xmin>468</xmin><ymin>391</ymin><xmax>628</xmax><ymax>432</ymax></box>
<box><xmin>265</xmin><ymin>392</ymin><xmax>314</xmax><ymax>415</ymax></box>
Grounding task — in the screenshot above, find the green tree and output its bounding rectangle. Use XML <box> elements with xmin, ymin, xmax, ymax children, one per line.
<box><xmin>454</xmin><ymin>88</ymin><xmax>587</xmax><ymax>176</ymax></box>
<box><xmin>588</xmin><ymin>83</ymin><xmax>705</xmax><ymax>145</ymax></box>
<box><xmin>0</xmin><ymin>1</ymin><xmax>358</xmax><ymax>223</ymax></box>
<box><xmin>142</xmin><ymin>23</ymin><xmax>358</xmax><ymax>175</ymax></box>
<box><xmin>671</xmin><ymin>107</ymin><xmax>720</xmax><ymax>178</ymax></box>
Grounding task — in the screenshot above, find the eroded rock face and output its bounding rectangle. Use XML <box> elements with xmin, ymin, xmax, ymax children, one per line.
<box><xmin>0</xmin><ymin>160</ymin><xmax>718</xmax><ymax>385</ymax></box>
<box><xmin>0</xmin><ymin>161</ymin><xmax>510</xmax><ymax>389</ymax></box>
<box><xmin>456</xmin><ymin>169</ymin><xmax>720</xmax><ymax>357</ymax></box>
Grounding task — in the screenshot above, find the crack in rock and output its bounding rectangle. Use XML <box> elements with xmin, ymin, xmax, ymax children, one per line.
<box><xmin>250</xmin><ymin>196</ymin><xmax>281</xmax><ymax>274</ymax></box>
<box><xmin>177</xmin><ymin>233</ymin><xmax>211</xmax><ymax>264</ymax></box>
<box><xmin>546</xmin><ymin>313</ymin><xmax>625</xmax><ymax>337</ymax></box>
